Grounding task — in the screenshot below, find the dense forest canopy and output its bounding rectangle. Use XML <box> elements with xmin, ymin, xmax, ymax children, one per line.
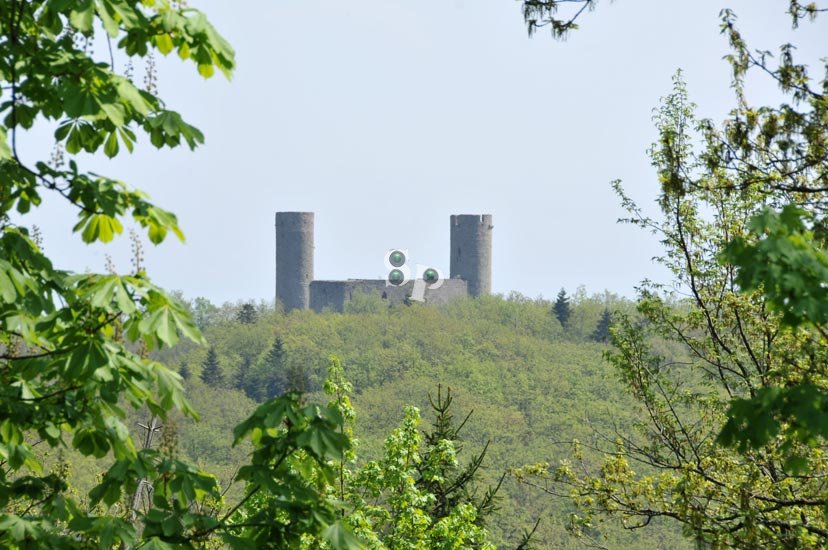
<box><xmin>152</xmin><ymin>292</ymin><xmax>689</xmax><ymax>549</ymax></box>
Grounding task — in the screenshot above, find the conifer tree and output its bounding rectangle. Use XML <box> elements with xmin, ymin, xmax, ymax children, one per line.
<box><xmin>179</xmin><ymin>360</ymin><xmax>191</xmax><ymax>381</ymax></box>
<box><xmin>258</xmin><ymin>337</ymin><xmax>308</xmax><ymax>397</ymax></box>
<box><xmin>553</xmin><ymin>288</ymin><xmax>571</xmax><ymax>327</ymax></box>
<box><xmin>418</xmin><ymin>385</ymin><xmax>503</xmax><ymax>527</ymax></box>
<box><xmin>236</xmin><ymin>302</ymin><xmax>258</xmax><ymax>324</ymax></box>
<box><xmin>200</xmin><ymin>347</ymin><xmax>224</xmax><ymax>387</ymax></box>
<box><xmin>236</xmin><ymin>355</ymin><xmax>251</xmax><ymax>393</ymax></box>
<box><xmin>591</xmin><ymin>308</ymin><xmax>612</xmax><ymax>342</ymax></box>
<box><xmin>262</xmin><ymin>337</ymin><xmax>288</xmax><ymax>399</ymax></box>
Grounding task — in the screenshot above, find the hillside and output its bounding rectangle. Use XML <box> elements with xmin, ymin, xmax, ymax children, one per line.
<box><xmin>130</xmin><ymin>291</ymin><xmax>686</xmax><ymax>549</ymax></box>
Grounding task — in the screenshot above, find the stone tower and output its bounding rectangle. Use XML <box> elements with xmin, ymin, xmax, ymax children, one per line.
<box><xmin>275</xmin><ymin>212</ymin><xmax>314</xmax><ymax>311</ymax></box>
<box><xmin>450</xmin><ymin>214</ymin><xmax>492</xmax><ymax>297</ymax></box>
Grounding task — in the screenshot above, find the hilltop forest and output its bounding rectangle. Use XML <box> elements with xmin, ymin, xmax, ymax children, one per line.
<box><xmin>111</xmin><ymin>291</ymin><xmax>687</xmax><ymax>549</ymax></box>
<box><xmin>26</xmin><ymin>283</ymin><xmax>694</xmax><ymax>549</ymax></box>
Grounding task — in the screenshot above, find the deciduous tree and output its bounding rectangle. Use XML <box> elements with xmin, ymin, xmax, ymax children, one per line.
<box><xmin>0</xmin><ymin>2</ymin><xmax>358</xmax><ymax>547</ymax></box>
<box><xmin>516</xmin><ymin>53</ymin><xmax>828</xmax><ymax>546</ymax></box>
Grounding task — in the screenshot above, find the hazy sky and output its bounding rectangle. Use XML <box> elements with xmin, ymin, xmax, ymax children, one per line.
<box><xmin>17</xmin><ymin>1</ymin><xmax>826</xmax><ymax>304</ymax></box>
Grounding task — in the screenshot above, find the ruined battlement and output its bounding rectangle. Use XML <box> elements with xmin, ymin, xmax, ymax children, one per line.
<box><xmin>275</xmin><ymin>213</ymin><xmax>491</xmax><ymax>312</ymax></box>
<box><xmin>309</xmin><ymin>279</ymin><xmax>468</xmax><ymax>312</ymax></box>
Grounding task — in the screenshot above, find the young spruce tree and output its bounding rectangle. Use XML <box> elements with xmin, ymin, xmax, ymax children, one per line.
<box><xmin>591</xmin><ymin>308</ymin><xmax>612</xmax><ymax>343</ymax></box>
<box><xmin>553</xmin><ymin>288</ymin><xmax>571</xmax><ymax>327</ymax></box>
<box><xmin>236</xmin><ymin>302</ymin><xmax>258</xmax><ymax>324</ymax></box>
<box><xmin>200</xmin><ymin>347</ymin><xmax>224</xmax><ymax>387</ymax></box>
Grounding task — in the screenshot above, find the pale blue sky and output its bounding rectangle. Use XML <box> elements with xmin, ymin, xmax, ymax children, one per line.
<box><xmin>18</xmin><ymin>1</ymin><xmax>826</xmax><ymax>304</ymax></box>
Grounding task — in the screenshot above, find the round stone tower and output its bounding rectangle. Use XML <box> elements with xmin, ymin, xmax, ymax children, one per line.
<box><xmin>275</xmin><ymin>212</ymin><xmax>314</xmax><ymax>311</ymax></box>
<box><xmin>449</xmin><ymin>214</ymin><xmax>492</xmax><ymax>297</ymax></box>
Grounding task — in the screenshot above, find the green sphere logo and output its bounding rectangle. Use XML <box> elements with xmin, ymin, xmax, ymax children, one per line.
<box><xmin>389</xmin><ymin>250</ymin><xmax>406</xmax><ymax>267</ymax></box>
<box><xmin>388</xmin><ymin>269</ymin><xmax>405</xmax><ymax>285</ymax></box>
<box><xmin>423</xmin><ymin>268</ymin><xmax>439</xmax><ymax>283</ymax></box>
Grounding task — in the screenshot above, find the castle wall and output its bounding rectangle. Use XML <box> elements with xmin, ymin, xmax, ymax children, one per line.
<box><xmin>449</xmin><ymin>214</ymin><xmax>492</xmax><ymax>297</ymax></box>
<box><xmin>275</xmin><ymin>212</ymin><xmax>314</xmax><ymax>311</ymax></box>
<box><xmin>309</xmin><ymin>280</ymin><xmax>347</xmax><ymax>313</ymax></box>
<box><xmin>310</xmin><ymin>279</ymin><xmax>468</xmax><ymax>313</ymax></box>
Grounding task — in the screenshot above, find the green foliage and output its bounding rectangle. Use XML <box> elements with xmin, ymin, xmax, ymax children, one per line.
<box><xmin>173</xmin><ymin>381</ymin><xmax>254</xmax><ymax>475</ymax></box>
<box><xmin>226</xmin><ymin>357</ymin><xmax>510</xmax><ymax>549</ymax></box>
<box><xmin>299</xmin><ymin>359</ymin><xmax>501</xmax><ymax>549</ymax></box>
<box><xmin>724</xmin><ymin>205</ymin><xmax>828</xmax><ymax>328</ymax></box>
<box><xmin>719</xmin><ymin>205</ymin><xmax>828</xmax><ymax>453</ymax></box>
<box><xmin>347</xmin><ymin>406</ymin><xmax>495</xmax><ymax>550</ymax></box>
<box><xmin>0</xmin><ymin>0</ymin><xmax>238</xmax><ymax>545</ymax></box>
<box><xmin>719</xmin><ymin>384</ymin><xmax>828</xmax><ymax>457</ymax></box>
<box><xmin>0</xmin><ymin>2</ymin><xmax>367</xmax><ymax>547</ymax></box>
<box><xmin>345</xmin><ymin>290</ymin><xmax>386</xmax><ymax>314</ymax></box>
<box><xmin>710</xmin><ymin>7</ymin><xmax>828</xmax><ymax>458</ymax></box>
<box><xmin>191</xmin><ymin>296</ymin><xmax>221</xmax><ymax>331</ymax></box>
<box><xmin>163</xmin><ymin>294</ymin><xmax>684</xmax><ymax>549</ymax></box>
<box><xmin>227</xmin><ymin>392</ymin><xmax>356</xmax><ymax>549</ymax></box>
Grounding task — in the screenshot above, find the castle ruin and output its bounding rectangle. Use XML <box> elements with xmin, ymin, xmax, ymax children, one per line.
<box><xmin>275</xmin><ymin>212</ymin><xmax>493</xmax><ymax>312</ymax></box>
